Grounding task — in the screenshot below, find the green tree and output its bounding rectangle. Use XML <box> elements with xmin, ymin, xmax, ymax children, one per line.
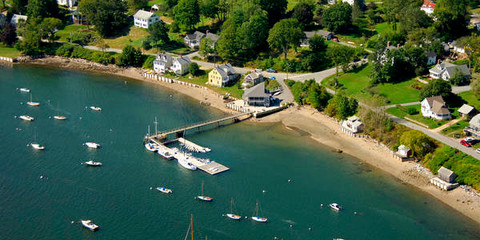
<box><xmin>199</xmin><ymin>37</ymin><xmax>215</xmax><ymax>57</ymax></box>
<box><xmin>309</xmin><ymin>34</ymin><xmax>327</xmax><ymax>53</ymax></box>
<box><xmin>267</xmin><ymin>18</ymin><xmax>305</xmax><ymax>59</ymax></box>
<box><xmin>145</xmin><ymin>21</ymin><xmax>170</xmax><ymax>51</ymax></box>
<box><xmin>11</xmin><ymin>0</ymin><xmax>28</xmax><ymax>14</ymax></box>
<box><xmin>126</xmin><ymin>0</ymin><xmax>148</xmax><ymax>11</ymax></box>
<box><xmin>15</xmin><ymin>20</ymin><xmax>43</xmax><ymax>55</ymax></box>
<box><xmin>322</xmin><ymin>2</ymin><xmax>352</xmax><ymax>33</ymax></box>
<box><xmin>471</xmin><ymin>77</ymin><xmax>480</xmax><ymax>99</ymax></box>
<box><xmin>27</xmin><ymin>0</ymin><xmax>60</xmax><ymax>19</ymax></box>
<box><xmin>400</xmin><ymin>130</ymin><xmax>434</xmax><ymax>158</ymax></box>
<box><xmin>79</xmin><ymin>0</ymin><xmax>129</xmax><ymax>37</ymax></box>
<box><xmin>216</xmin><ymin>20</ymin><xmax>239</xmax><ymax>61</ymax></box>
<box><xmin>307</xmin><ymin>82</ymin><xmax>331</xmax><ymax>110</ymax></box>
<box><xmin>0</xmin><ymin>23</ymin><xmax>18</xmax><ymax>46</ymax></box>
<box><xmin>117</xmin><ymin>45</ymin><xmax>144</xmax><ymax>67</ymax></box>
<box><xmin>433</xmin><ymin>0</ymin><xmax>469</xmax><ymax>40</ymax></box>
<box><xmin>173</xmin><ymin>0</ymin><xmax>200</xmax><ymax>31</ymax></box>
<box><xmin>325</xmin><ymin>94</ymin><xmax>358</xmax><ymax>119</ymax></box>
<box><xmin>200</xmin><ymin>0</ymin><xmax>218</xmax><ymax>19</ymax></box>
<box><xmin>189</xmin><ymin>62</ymin><xmax>200</xmax><ymax>76</ymax></box>
<box><xmin>327</xmin><ymin>45</ymin><xmax>354</xmax><ymax>77</ymax></box>
<box><xmin>420</xmin><ymin>79</ymin><xmax>452</xmax><ymax>99</ymax></box>
<box><xmin>449</xmin><ymin>68</ymin><xmax>470</xmax><ymax>86</ymax></box>
<box><xmin>39</xmin><ymin>18</ymin><xmax>62</xmax><ymax>43</ymax></box>
<box><xmin>254</xmin><ymin>0</ymin><xmax>287</xmax><ymax>25</ymax></box>
<box><xmin>292</xmin><ymin>2</ymin><xmax>313</xmax><ymax>26</ymax></box>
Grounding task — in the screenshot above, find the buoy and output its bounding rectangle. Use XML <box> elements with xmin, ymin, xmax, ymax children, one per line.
<box><xmin>288</xmin><ymin>179</ymin><xmax>291</xmax><ymax>182</ymax></box>
<box><xmin>320</xmin><ymin>204</ymin><xmax>323</xmax><ymax>207</ymax></box>
<box><xmin>308</xmin><ymin>227</ymin><xmax>312</xmax><ymax>231</ymax></box>
<box><xmin>262</xmin><ymin>190</ymin><xmax>266</xmax><ymax>193</ymax></box>
<box><xmin>354</xmin><ymin>211</ymin><xmax>357</xmax><ymax>215</ymax></box>
<box><xmin>71</xmin><ymin>221</ymin><xmax>74</xmax><ymax>224</ymax></box>
<box><xmin>150</xmin><ymin>187</ymin><xmax>153</xmax><ymax>190</ymax></box>
<box><xmin>40</xmin><ymin>176</ymin><xmax>43</xmax><ymax>179</ymax></box>
<box><xmin>289</xmin><ymin>224</ymin><xmax>293</xmax><ymax>228</ymax></box>
<box><xmin>245</xmin><ymin>216</ymin><xmax>248</xmax><ymax>219</ymax></box>
<box><xmin>79</xmin><ymin>117</ymin><xmax>82</xmax><ymax>120</ymax></box>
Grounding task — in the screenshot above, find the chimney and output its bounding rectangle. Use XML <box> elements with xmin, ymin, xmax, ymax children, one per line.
<box><xmin>397</xmin><ymin>44</ymin><xmax>400</xmax><ymax>48</ymax></box>
<box><xmin>437</xmin><ymin>59</ymin><xmax>441</xmax><ymax>64</ymax></box>
<box><xmin>387</xmin><ymin>41</ymin><xmax>390</xmax><ymax>47</ymax></box>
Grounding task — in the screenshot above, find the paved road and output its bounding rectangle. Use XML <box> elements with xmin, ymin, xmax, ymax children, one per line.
<box><xmin>452</xmin><ymin>85</ymin><xmax>472</xmax><ymax>94</ymax></box>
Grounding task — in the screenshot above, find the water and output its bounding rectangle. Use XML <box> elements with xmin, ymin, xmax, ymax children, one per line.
<box><xmin>1</xmin><ymin>64</ymin><xmax>479</xmax><ymax>240</ymax></box>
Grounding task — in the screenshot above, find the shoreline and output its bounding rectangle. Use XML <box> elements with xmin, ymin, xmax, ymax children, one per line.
<box><xmin>17</xmin><ymin>56</ymin><xmax>480</xmax><ymax>225</ymax></box>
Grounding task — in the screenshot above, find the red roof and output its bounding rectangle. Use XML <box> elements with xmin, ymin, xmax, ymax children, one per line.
<box><xmin>421</xmin><ymin>0</ymin><xmax>435</xmax><ymax>9</ymax></box>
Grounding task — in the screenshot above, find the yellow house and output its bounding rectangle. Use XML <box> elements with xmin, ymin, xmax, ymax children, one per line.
<box><xmin>208</xmin><ymin>64</ymin><xmax>236</xmax><ymax>87</ymax></box>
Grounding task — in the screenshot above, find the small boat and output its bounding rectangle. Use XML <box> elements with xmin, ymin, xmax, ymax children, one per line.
<box><xmin>90</xmin><ymin>106</ymin><xmax>102</xmax><ymax>111</ymax></box>
<box><xmin>177</xmin><ymin>156</ymin><xmax>197</xmax><ymax>170</ymax></box>
<box><xmin>156</xmin><ymin>187</ymin><xmax>173</xmax><ymax>194</ymax></box>
<box><xmin>53</xmin><ymin>103</ymin><xmax>67</xmax><ymax>120</ymax></box>
<box><xmin>80</xmin><ymin>219</ymin><xmax>99</xmax><ymax>231</ymax></box>
<box><xmin>225</xmin><ymin>197</ymin><xmax>241</xmax><ymax>220</ymax></box>
<box><xmin>85</xmin><ymin>142</ymin><xmax>100</xmax><ymax>149</ymax></box>
<box><xmin>82</xmin><ymin>160</ymin><xmax>102</xmax><ymax>166</ymax></box>
<box><xmin>145</xmin><ymin>143</ymin><xmax>158</xmax><ymax>152</ymax></box>
<box><xmin>157</xmin><ymin>149</ymin><xmax>174</xmax><ymax>160</ymax></box>
<box><xmin>27</xmin><ymin>93</ymin><xmax>40</xmax><ymax>106</ymax></box>
<box><xmin>196</xmin><ymin>181</ymin><xmax>212</xmax><ymax>201</ymax></box>
<box><xmin>329</xmin><ymin>203</ymin><xmax>343</xmax><ymax>211</ymax></box>
<box><xmin>251</xmin><ymin>201</ymin><xmax>268</xmax><ymax>223</ymax></box>
<box><xmin>31</xmin><ymin>143</ymin><xmax>45</xmax><ymax>150</ymax></box>
<box><xmin>19</xmin><ymin>88</ymin><xmax>31</xmax><ymax>93</ymax></box>
<box><xmin>19</xmin><ymin>115</ymin><xmax>34</xmax><ymax>121</ymax></box>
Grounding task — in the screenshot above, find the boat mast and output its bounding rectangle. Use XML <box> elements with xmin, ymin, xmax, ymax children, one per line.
<box><xmin>154</xmin><ymin>117</ymin><xmax>158</xmax><ymax>136</ymax></box>
<box><xmin>191</xmin><ymin>214</ymin><xmax>194</xmax><ymax>240</ymax></box>
<box><xmin>230</xmin><ymin>197</ymin><xmax>234</xmax><ymax>213</ymax></box>
<box><xmin>201</xmin><ymin>181</ymin><xmax>204</xmax><ymax>196</ymax></box>
<box><xmin>147</xmin><ymin>125</ymin><xmax>151</xmax><ymax>137</ymax></box>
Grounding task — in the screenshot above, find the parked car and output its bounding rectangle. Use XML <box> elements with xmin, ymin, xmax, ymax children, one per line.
<box><xmin>460</xmin><ymin>140</ymin><xmax>472</xmax><ymax>147</ymax></box>
<box><xmin>476</xmin><ymin>148</ymin><xmax>480</xmax><ymax>154</ymax></box>
<box><xmin>266</xmin><ymin>68</ymin><xmax>277</xmax><ymax>73</ymax></box>
<box><xmin>464</xmin><ymin>137</ymin><xmax>475</xmax><ymax>142</ymax></box>
<box><xmin>269</xmin><ymin>76</ymin><xmax>276</xmax><ymax>80</ymax></box>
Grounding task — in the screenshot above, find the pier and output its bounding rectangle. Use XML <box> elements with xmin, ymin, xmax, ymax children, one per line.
<box><xmin>178</xmin><ymin>137</ymin><xmax>210</xmax><ymax>153</ymax></box>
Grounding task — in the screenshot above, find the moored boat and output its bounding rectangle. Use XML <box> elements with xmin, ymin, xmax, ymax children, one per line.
<box><xmin>31</xmin><ymin>143</ymin><xmax>45</xmax><ymax>150</ymax></box>
<box><xmin>82</xmin><ymin>160</ymin><xmax>102</xmax><ymax>166</ymax></box>
<box><xmin>19</xmin><ymin>88</ymin><xmax>31</xmax><ymax>93</ymax></box>
<box><xmin>80</xmin><ymin>220</ymin><xmax>99</xmax><ymax>231</ymax></box>
<box><xmin>329</xmin><ymin>203</ymin><xmax>342</xmax><ymax>211</ymax></box>
<box><xmin>27</xmin><ymin>93</ymin><xmax>40</xmax><ymax>106</ymax></box>
<box><xmin>90</xmin><ymin>106</ymin><xmax>102</xmax><ymax>111</ymax></box>
<box><xmin>53</xmin><ymin>115</ymin><xmax>67</xmax><ymax>120</ymax></box>
<box><xmin>177</xmin><ymin>156</ymin><xmax>197</xmax><ymax>170</ymax></box>
<box><xmin>156</xmin><ymin>187</ymin><xmax>173</xmax><ymax>194</ymax></box>
<box><xmin>145</xmin><ymin>143</ymin><xmax>158</xmax><ymax>152</ymax></box>
<box><xmin>196</xmin><ymin>181</ymin><xmax>212</xmax><ymax>201</ymax></box>
<box><xmin>19</xmin><ymin>115</ymin><xmax>34</xmax><ymax>121</ymax></box>
<box><xmin>251</xmin><ymin>201</ymin><xmax>267</xmax><ymax>223</ymax></box>
<box><xmin>225</xmin><ymin>197</ymin><xmax>241</xmax><ymax>220</ymax></box>
<box><xmin>157</xmin><ymin>149</ymin><xmax>174</xmax><ymax>160</ymax></box>
<box><xmin>85</xmin><ymin>142</ymin><xmax>100</xmax><ymax>149</ymax></box>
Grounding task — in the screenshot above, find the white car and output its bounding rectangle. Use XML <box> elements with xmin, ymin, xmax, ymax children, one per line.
<box><xmin>465</xmin><ymin>137</ymin><xmax>475</xmax><ymax>142</ymax></box>
<box><xmin>476</xmin><ymin>148</ymin><xmax>480</xmax><ymax>154</ymax></box>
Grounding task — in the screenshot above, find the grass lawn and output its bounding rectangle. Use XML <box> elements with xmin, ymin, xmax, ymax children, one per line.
<box><xmin>103</xmin><ymin>26</ymin><xmax>150</xmax><ymax>49</ymax></box>
<box><xmin>375</xmin><ymin>22</ymin><xmax>393</xmax><ymax>35</ymax></box>
<box><xmin>387</xmin><ymin>104</ymin><xmax>454</xmax><ymax>129</ymax></box>
<box><xmin>55</xmin><ymin>25</ymin><xmax>90</xmax><ymax>42</ymax></box>
<box><xmin>0</xmin><ymin>46</ymin><xmax>21</xmax><ymax>58</ymax></box>
<box><xmin>459</xmin><ymin>91</ymin><xmax>480</xmax><ymax>110</ymax></box>
<box><xmin>322</xmin><ymin>64</ymin><xmax>423</xmax><ymax>105</ymax></box>
<box><xmin>441</xmin><ymin>120</ymin><xmax>469</xmax><ymax>138</ymax></box>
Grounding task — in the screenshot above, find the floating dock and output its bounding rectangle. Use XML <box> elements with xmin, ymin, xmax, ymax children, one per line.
<box><xmin>178</xmin><ymin>137</ymin><xmax>210</xmax><ymax>153</ymax></box>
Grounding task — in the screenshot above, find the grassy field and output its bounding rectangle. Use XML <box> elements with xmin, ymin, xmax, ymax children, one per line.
<box><xmin>386</xmin><ymin>104</ymin><xmax>460</xmax><ymax>129</ymax></box>
<box><xmin>55</xmin><ymin>25</ymin><xmax>90</xmax><ymax>42</ymax></box>
<box><xmin>0</xmin><ymin>46</ymin><xmax>21</xmax><ymax>58</ymax></box>
<box><xmin>322</xmin><ymin>64</ymin><xmax>423</xmax><ymax>105</ymax></box>
<box><xmin>459</xmin><ymin>91</ymin><xmax>480</xmax><ymax>110</ymax></box>
<box><xmin>103</xmin><ymin>27</ymin><xmax>150</xmax><ymax>49</ymax></box>
<box><xmin>441</xmin><ymin>120</ymin><xmax>469</xmax><ymax>138</ymax></box>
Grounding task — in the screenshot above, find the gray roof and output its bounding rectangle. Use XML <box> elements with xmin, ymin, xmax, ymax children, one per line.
<box><xmin>425</xmin><ymin>96</ymin><xmax>445</xmax><ymax>108</ymax></box>
<box><xmin>458</xmin><ymin>104</ymin><xmax>475</xmax><ymax>115</ymax></box>
<box><xmin>245</xmin><ymin>72</ymin><xmax>262</xmax><ymax>81</ymax></box>
<box><xmin>175</xmin><ymin>56</ymin><xmax>191</xmax><ymax>65</ymax></box>
<box><xmin>445</xmin><ymin>64</ymin><xmax>470</xmax><ymax>77</ymax></box>
<box><xmin>185</xmin><ymin>31</ymin><xmax>205</xmax><ymax>41</ymax></box>
<box><xmin>469</xmin><ymin>113</ymin><xmax>480</xmax><ymax>128</ymax></box>
<box><xmin>205</xmin><ymin>32</ymin><xmax>219</xmax><ymax>42</ymax></box>
<box><xmin>438</xmin><ymin>166</ymin><xmax>457</xmax><ymax>183</ymax></box>
<box><xmin>134</xmin><ymin>10</ymin><xmax>155</xmax><ymax>20</ymax></box>
<box><xmin>431</xmin><ymin>101</ymin><xmax>450</xmax><ymax>115</ymax></box>
<box><xmin>215</xmin><ymin>63</ymin><xmax>235</xmax><ymax>78</ymax></box>
<box><xmin>398</xmin><ymin>145</ymin><xmax>410</xmax><ymax>152</ymax></box>
<box><xmin>304</xmin><ymin>30</ymin><xmax>332</xmax><ymax>39</ymax></box>
<box><xmin>243</xmin><ymin>82</ymin><xmax>269</xmax><ymax>99</ymax></box>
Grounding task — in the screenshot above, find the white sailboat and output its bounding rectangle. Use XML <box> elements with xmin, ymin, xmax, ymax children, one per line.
<box><xmin>19</xmin><ymin>88</ymin><xmax>31</xmax><ymax>93</ymax></box>
<box><xmin>329</xmin><ymin>203</ymin><xmax>343</xmax><ymax>211</ymax></box>
<box><xmin>225</xmin><ymin>197</ymin><xmax>241</xmax><ymax>220</ymax></box>
<box><xmin>82</xmin><ymin>160</ymin><xmax>102</xmax><ymax>166</ymax></box>
<box><xmin>177</xmin><ymin>149</ymin><xmax>197</xmax><ymax>170</ymax></box>
<box><xmin>53</xmin><ymin>103</ymin><xmax>67</xmax><ymax>120</ymax></box>
<box><xmin>19</xmin><ymin>115</ymin><xmax>34</xmax><ymax>121</ymax></box>
<box><xmin>80</xmin><ymin>219</ymin><xmax>99</xmax><ymax>231</ymax></box>
<box><xmin>85</xmin><ymin>142</ymin><xmax>101</xmax><ymax>149</ymax></box>
<box><xmin>196</xmin><ymin>181</ymin><xmax>212</xmax><ymax>202</ymax></box>
<box><xmin>156</xmin><ymin>187</ymin><xmax>173</xmax><ymax>194</ymax></box>
<box><xmin>30</xmin><ymin>128</ymin><xmax>45</xmax><ymax>150</ymax></box>
<box><xmin>90</xmin><ymin>106</ymin><xmax>102</xmax><ymax>111</ymax></box>
<box><xmin>251</xmin><ymin>201</ymin><xmax>268</xmax><ymax>223</ymax></box>
<box><xmin>27</xmin><ymin>93</ymin><xmax>40</xmax><ymax>106</ymax></box>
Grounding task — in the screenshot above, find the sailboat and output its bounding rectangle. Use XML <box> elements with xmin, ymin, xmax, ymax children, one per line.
<box><xmin>251</xmin><ymin>201</ymin><xmax>268</xmax><ymax>223</ymax></box>
<box><xmin>30</xmin><ymin>128</ymin><xmax>45</xmax><ymax>150</ymax></box>
<box><xmin>53</xmin><ymin>103</ymin><xmax>67</xmax><ymax>120</ymax></box>
<box><xmin>27</xmin><ymin>93</ymin><xmax>40</xmax><ymax>106</ymax></box>
<box><xmin>225</xmin><ymin>197</ymin><xmax>241</xmax><ymax>220</ymax></box>
<box><xmin>184</xmin><ymin>214</ymin><xmax>194</xmax><ymax>240</ymax></box>
<box><xmin>196</xmin><ymin>181</ymin><xmax>212</xmax><ymax>202</ymax></box>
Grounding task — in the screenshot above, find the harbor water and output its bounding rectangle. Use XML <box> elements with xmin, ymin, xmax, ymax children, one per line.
<box><xmin>1</xmin><ymin>64</ymin><xmax>480</xmax><ymax>240</ymax></box>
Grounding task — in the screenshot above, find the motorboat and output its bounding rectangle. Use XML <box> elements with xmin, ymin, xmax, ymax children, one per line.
<box><xmin>19</xmin><ymin>115</ymin><xmax>34</xmax><ymax>121</ymax></box>
<box><xmin>19</xmin><ymin>88</ymin><xmax>31</xmax><ymax>93</ymax></box>
<box><xmin>31</xmin><ymin>143</ymin><xmax>45</xmax><ymax>150</ymax></box>
<box><xmin>81</xmin><ymin>220</ymin><xmax>99</xmax><ymax>231</ymax></box>
<box><xmin>157</xmin><ymin>149</ymin><xmax>174</xmax><ymax>160</ymax></box>
<box><xmin>85</xmin><ymin>142</ymin><xmax>100</xmax><ymax>149</ymax></box>
<box><xmin>156</xmin><ymin>187</ymin><xmax>173</xmax><ymax>194</ymax></box>
<box><xmin>82</xmin><ymin>161</ymin><xmax>102</xmax><ymax>166</ymax></box>
<box><xmin>90</xmin><ymin>106</ymin><xmax>102</xmax><ymax>111</ymax></box>
<box><xmin>196</xmin><ymin>181</ymin><xmax>212</xmax><ymax>201</ymax></box>
<box><xmin>177</xmin><ymin>157</ymin><xmax>197</xmax><ymax>170</ymax></box>
<box><xmin>53</xmin><ymin>115</ymin><xmax>67</xmax><ymax>120</ymax></box>
<box><xmin>27</xmin><ymin>93</ymin><xmax>40</xmax><ymax>106</ymax></box>
<box><xmin>251</xmin><ymin>201</ymin><xmax>267</xmax><ymax>222</ymax></box>
<box><xmin>329</xmin><ymin>203</ymin><xmax>343</xmax><ymax>211</ymax></box>
<box><xmin>145</xmin><ymin>143</ymin><xmax>158</xmax><ymax>152</ymax></box>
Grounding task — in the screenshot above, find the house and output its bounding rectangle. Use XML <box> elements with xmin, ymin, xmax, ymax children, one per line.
<box><xmin>465</xmin><ymin>113</ymin><xmax>480</xmax><ymax>137</ymax></box>
<box><xmin>242</xmin><ymin>72</ymin><xmax>264</xmax><ymax>88</ymax></box>
<box><xmin>396</xmin><ymin>145</ymin><xmax>412</xmax><ymax>161</ymax></box>
<box><xmin>430</xmin><ymin>167</ymin><xmax>459</xmax><ymax>191</ymax></box>
<box><xmin>342</xmin><ymin>0</ymin><xmax>363</xmax><ymax>5</ymax></box>
<box><xmin>153</xmin><ymin>53</ymin><xmax>173</xmax><ymax>74</ymax></box>
<box><xmin>458</xmin><ymin>104</ymin><xmax>476</xmax><ymax>119</ymax></box>
<box><xmin>57</xmin><ymin>0</ymin><xmax>77</xmax><ymax>8</ymax></box>
<box><xmin>0</xmin><ymin>13</ymin><xmax>6</xmax><ymax>28</ymax></box>
<box><xmin>71</xmin><ymin>10</ymin><xmax>88</xmax><ymax>25</ymax></box>
<box><xmin>341</xmin><ymin>116</ymin><xmax>364</xmax><ymax>133</ymax></box>
<box><xmin>208</xmin><ymin>63</ymin><xmax>237</xmax><ymax>87</ymax></box>
<box><xmin>10</xmin><ymin>14</ymin><xmax>28</xmax><ymax>28</ymax></box>
<box><xmin>420</xmin><ymin>0</ymin><xmax>435</xmax><ymax>16</ymax></box>
<box><xmin>429</xmin><ymin>62</ymin><xmax>470</xmax><ymax>80</ymax></box>
<box><xmin>301</xmin><ymin>30</ymin><xmax>333</xmax><ymax>47</ymax></box>
<box><xmin>205</xmin><ymin>32</ymin><xmax>219</xmax><ymax>46</ymax></box>
<box><xmin>171</xmin><ymin>56</ymin><xmax>191</xmax><ymax>75</ymax></box>
<box><xmin>151</xmin><ymin>4</ymin><xmax>160</xmax><ymax>11</ymax></box>
<box><xmin>133</xmin><ymin>10</ymin><xmax>161</xmax><ymax>29</ymax></box>
<box><xmin>450</xmin><ymin>40</ymin><xmax>465</xmax><ymax>54</ymax></box>
<box><xmin>426</xmin><ymin>51</ymin><xmax>437</xmax><ymax>65</ymax></box>
<box><xmin>420</xmin><ymin>96</ymin><xmax>451</xmax><ymax>120</ymax></box>
<box><xmin>242</xmin><ymin>82</ymin><xmax>271</xmax><ymax>107</ymax></box>
<box><xmin>184</xmin><ymin>31</ymin><xmax>205</xmax><ymax>49</ymax></box>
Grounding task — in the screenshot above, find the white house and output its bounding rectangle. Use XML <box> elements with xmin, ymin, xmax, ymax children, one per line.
<box><xmin>184</xmin><ymin>31</ymin><xmax>205</xmax><ymax>49</ymax></box>
<box><xmin>171</xmin><ymin>56</ymin><xmax>191</xmax><ymax>75</ymax></box>
<box><xmin>341</xmin><ymin>116</ymin><xmax>364</xmax><ymax>133</ymax></box>
<box><xmin>429</xmin><ymin>62</ymin><xmax>470</xmax><ymax>81</ymax></box>
<box><xmin>420</xmin><ymin>0</ymin><xmax>435</xmax><ymax>16</ymax></box>
<box><xmin>421</xmin><ymin>96</ymin><xmax>451</xmax><ymax>120</ymax></box>
<box><xmin>242</xmin><ymin>82</ymin><xmax>271</xmax><ymax>107</ymax></box>
<box><xmin>10</xmin><ymin>14</ymin><xmax>28</xmax><ymax>28</ymax></box>
<box><xmin>153</xmin><ymin>53</ymin><xmax>173</xmax><ymax>74</ymax></box>
<box><xmin>450</xmin><ymin>40</ymin><xmax>465</xmax><ymax>54</ymax></box>
<box><xmin>133</xmin><ymin>10</ymin><xmax>161</xmax><ymax>29</ymax></box>
<box><xmin>426</xmin><ymin>51</ymin><xmax>437</xmax><ymax>65</ymax></box>
<box><xmin>57</xmin><ymin>0</ymin><xmax>77</xmax><ymax>8</ymax></box>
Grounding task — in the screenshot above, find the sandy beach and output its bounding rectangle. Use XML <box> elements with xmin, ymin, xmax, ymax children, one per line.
<box><xmin>20</xmin><ymin>56</ymin><xmax>480</xmax><ymax>225</ymax></box>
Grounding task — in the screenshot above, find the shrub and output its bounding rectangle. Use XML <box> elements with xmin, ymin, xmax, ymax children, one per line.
<box><xmin>71</xmin><ymin>46</ymin><xmax>92</xmax><ymax>59</ymax></box>
<box><xmin>189</xmin><ymin>62</ymin><xmax>200</xmax><ymax>76</ymax></box>
<box><xmin>142</xmin><ymin>55</ymin><xmax>156</xmax><ymax>69</ymax></box>
<box><xmin>91</xmin><ymin>52</ymin><xmax>114</xmax><ymax>65</ymax></box>
<box><xmin>55</xmin><ymin>44</ymin><xmax>76</xmax><ymax>57</ymax></box>
<box><xmin>67</xmin><ymin>32</ymin><xmax>97</xmax><ymax>45</ymax></box>
<box><xmin>407</xmin><ymin>107</ymin><xmax>418</xmax><ymax>115</ymax></box>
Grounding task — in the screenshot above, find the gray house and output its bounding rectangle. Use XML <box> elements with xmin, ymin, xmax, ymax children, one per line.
<box><xmin>301</xmin><ymin>30</ymin><xmax>333</xmax><ymax>47</ymax></box>
<box><xmin>242</xmin><ymin>72</ymin><xmax>264</xmax><ymax>88</ymax></box>
<box><xmin>184</xmin><ymin>31</ymin><xmax>205</xmax><ymax>49</ymax></box>
<box><xmin>438</xmin><ymin>167</ymin><xmax>457</xmax><ymax>183</ymax></box>
<box><xmin>465</xmin><ymin>113</ymin><xmax>480</xmax><ymax>137</ymax></box>
<box><xmin>429</xmin><ymin>62</ymin><xmax>470</xmax><ymax>81</ymax></box>
<box><xmin>242</xmin><ymin>82</ymin><xmax>271</xmax><ymax>107</ymax></box>
<box><xmin>426</xmin><ymin>51</ymin><xmax>437</xmax><ymax>65</ymax></box>
<box><xmin>205</xmin><ymin>32</ymin><xmax>219</xmax><ymax>46</ymax></box>
<box><xmin>153</xmin><ymin>53</ymin><xmax>173</xmax><ymax>73</ymax></box>
<box><xmin>458</xmin><ymin>104</ymin><xmax>476</xmax><ymax>119</ymax></box>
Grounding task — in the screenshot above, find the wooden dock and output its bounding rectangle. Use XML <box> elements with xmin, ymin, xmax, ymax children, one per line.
<box><xmin>198</xmin><ymin>161</ymin><xmax>229</xmax><ymax>175</ymax></box>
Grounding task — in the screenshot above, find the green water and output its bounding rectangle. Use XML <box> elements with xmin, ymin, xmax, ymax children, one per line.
<box><xmin>1</xmin><ymin>65</ymin><xmax>479</xmax><ymax>240</ymax></box>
